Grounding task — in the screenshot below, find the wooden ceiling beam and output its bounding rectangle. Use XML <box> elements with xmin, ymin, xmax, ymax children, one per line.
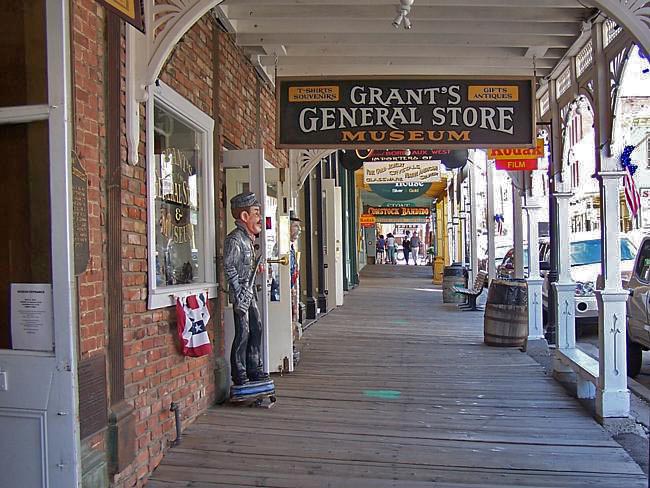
<box><xmin>236</xmin><ymin>33</ymin><xmax>577</xmax><ymax>49</ymax></box>
<box><xmin>231</xmin><ymin>19</ymin><xmax>582</xmax><ymax>36</ymax></box>
<box><xmin>225</xmin><ymin>5</ymin><xmax>588</xmax><ymax>22</ymax></box>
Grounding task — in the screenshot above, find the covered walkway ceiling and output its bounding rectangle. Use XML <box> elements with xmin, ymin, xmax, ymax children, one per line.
<box><xmin>219</xmin><ymin>0</ymin><xmax>596</xmax><ymax>78</ymax></box>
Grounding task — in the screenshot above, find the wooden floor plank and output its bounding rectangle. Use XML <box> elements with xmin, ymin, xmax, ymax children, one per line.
<box><xmin>149</xmin><ymin>265</ymin><xmax>646</xmax><ymax>487</ymax></box>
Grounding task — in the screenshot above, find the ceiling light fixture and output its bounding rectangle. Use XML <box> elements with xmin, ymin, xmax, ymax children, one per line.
<box><xmin>392</xmin><ymin>0</ymin><xmax>414</xmax><ymax>30</ymax></box>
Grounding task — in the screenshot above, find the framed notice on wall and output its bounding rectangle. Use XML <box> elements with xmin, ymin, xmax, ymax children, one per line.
<box><xmin>96</xmin><ymin>0</ymin><xmax>145</xmax><ymax>32</ymax></box>
<box><xmin>10</xmin><ymin>284</ymin><xmax>54</xmax><ymax>352</ymax></box>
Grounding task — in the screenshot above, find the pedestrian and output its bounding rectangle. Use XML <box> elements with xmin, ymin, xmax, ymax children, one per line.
<box><xmin>376</xmin><ymin>234</ymin><xmax>386</xmax><ymax>264</ymax></box>
<box><xmin>386</xmin><ymin>233</ymin><xmax>396</xmax><ymax>264</ymax></box>
<box><xmin>403</xmin><ymin>230</ymin><xmax>411</xmax><ymax>265</ymax></box>
<box><xmin>411</xmin><ymin>232</ymin><xmax>421</xmax><ymax>265</ymax></box>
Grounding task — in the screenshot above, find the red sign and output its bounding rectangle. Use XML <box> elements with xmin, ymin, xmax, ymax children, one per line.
<box><xmin>360</xmin><ymin>214</ymin><xmax>376</xmax><ymax>227</ymax></box>
<box><xmin>488</xmin><ymin>138</ymin><xmax>544</xmax><ymax>160</ymax></box>
<box><xmin>495</xmin><ymin>158</ymin><xmax>538</xmax><ymax>171</ymax></box>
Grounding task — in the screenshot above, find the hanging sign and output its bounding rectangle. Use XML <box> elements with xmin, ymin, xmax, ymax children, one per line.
<box><xmin>490</xmin><ymin>138</ymin><xmax>544</xmax><ymax>171</ymax></box>
<box><xmin>277</xmin><ymin>77</ymin><xmax>534</xmax><ymax>149</ymax></box>
<box><xmin>370</xmin><ymin>182</ymin><xmax>432</xmax><ymax>201</ymax></box>
<box><xmin>360</xmin><ymin>214</ymin><xmax>376</xmax><ymax>227</ymax></box>
<box><xmin>364</xmin><ymin>160</ymin><xmax>441</xmax><ymax>184</ymax></box>
<box><xmin>494</xmin><ymin>158</ymin><xmax>538</xmax><ymax>171</ymax></box>
<box><xmin>367</xmin><ymin>207</ymin><xmax>431</xmax><ymax>217</ymax></box>
<box><xmin>96</xmin><ymin>0</ymin><xmax>145</xmax><ymax>32</ymax></box>
<box><xmin>340</xmin><ymin>148</ymin><xmax>467</xmax><ymax>171</ymax></box>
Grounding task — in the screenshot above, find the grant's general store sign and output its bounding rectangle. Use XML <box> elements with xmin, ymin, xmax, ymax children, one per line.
<box><xmin>277</xmin><ymin>77</ymin><xmax>534</xmax><ymax>149</ymax></box>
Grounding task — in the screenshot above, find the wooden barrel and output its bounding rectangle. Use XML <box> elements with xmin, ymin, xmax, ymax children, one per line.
<box><xmin>483</xmin><ymin>278</ymin><xmax>528</xmax><ymax>347</ymax></box>
<box><xmin>442</xmin><ymin>264</ymin><xmax>467</xmax><ymax>303</ymax></box>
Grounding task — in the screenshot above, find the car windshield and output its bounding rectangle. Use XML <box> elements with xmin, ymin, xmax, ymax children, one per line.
<box><xmin>570</xmin><ymin>238</ymin><xmax>636</xmax><ymax>266</ymax></box>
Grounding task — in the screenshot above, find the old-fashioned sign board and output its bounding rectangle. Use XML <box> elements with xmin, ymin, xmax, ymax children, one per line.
<box><xmin>72</xmin><ymin>155</ymin><xmax>90</xmax><ymax>275</ymax></box>
<box><xmin>277</xmin><ymin>77</ymin><xmax>534</xmax><ymax>149</ymax></box>
<box><xmin>341</xmin><ymin>148</ymin><xmax>468</xmax><ymax>171</ymax></box>
<box><xmin>490</xmin><ymin>138</ymin><xmax>544</xmax><ymax>171</ymax></box>
<box><xmin>368</xmin><ymin>207</ymin><xmax>431</xmax><ymax>217</ymax></box>
<box><xmin>78</xmin><ymin>353</ymin><xmax>108</xmax><ymax>439</ymax></box>
<box><xmin>360</xmin><ymin>214</ymin><xmax>376</xmax><ymax>227</ymax></box>
<box><xmin>97</xmin><ymin>0</ymin><xmax>145</xmax><ymax>32</ymax></box>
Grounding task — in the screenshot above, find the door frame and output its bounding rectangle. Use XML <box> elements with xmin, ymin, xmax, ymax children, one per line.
<box><xmin>0</xmin><ymin>1</ymin><xmax>79</xmax><ymax>486</ymax></box>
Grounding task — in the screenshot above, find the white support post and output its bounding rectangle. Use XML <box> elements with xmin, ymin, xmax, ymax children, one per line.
<box><xmin>552</xmin><ymin>191</ymin><xmax>577</xmax><ymax>368</ymax></box>
<box><xmin>591</xmin><ymin>21</ymin><xmax>630</xmax><ymax>419</ymax></box>
<box><xmin>523</xmin><ymin>202</ymin><xmax>544</xmax><ymax>341</ymax></box>
<box><xmin>448</xmin><ymin>178</ymin><xmax>456</xmax><ymax>263</ymax></box>
<box><xmin>512</xmin><ymin>180</ymin><xmax>525</xmax><ymax>279</ymax></box>
<box><xmin>486</xmin><ymin>160</ymin><xmax>496</xmax><ymax>282</ymax></box>
<box><xmin>595</xmin><ymin>170</ymin><xmax>629</xmax><ymax>416</ymax></box>
<box><xmin>469</xmin><ymin>159</ymin><xmax>478</xmax><ymax>285</ymax></box>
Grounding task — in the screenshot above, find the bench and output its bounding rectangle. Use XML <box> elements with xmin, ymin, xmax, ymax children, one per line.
<box><xmin>556</xmin><ymin>347</ymin><xmax>598</xmax><ymax>399</ymax></box>
<box><xmin>453</xmin><ymin>270</ymin><xmax>488</xmax><ymax>311</ymax></box>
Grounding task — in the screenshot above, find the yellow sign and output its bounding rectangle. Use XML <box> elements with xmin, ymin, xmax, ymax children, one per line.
<box><xmin>97</xmin><ymin>0</ymin><xmax>144</xmax><ymax>32</ymax></box>
<box><xmin>468</xmin><ymin>86</ymin><xmax>519</xmax><ymax>102</ymax></box>
<box><xmin>360</xmin><ymin>214</ymin><xmax>376</xmax><ymax>227</ymax></box>
<box><xmin>288</xmin><ymin>86</ymin><xmax>340</xmax><ymax>103</ymax></box>
<box><xmin>488</xmin><ymin>138</ymin><xmax>544</xmax><ymax>161</ymax></box>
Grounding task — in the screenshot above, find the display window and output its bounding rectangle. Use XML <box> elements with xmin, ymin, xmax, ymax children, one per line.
<box><xmin>147</xmin><ymin>82</ymin><xmax>216</xmax><ymax>309</ymax></box>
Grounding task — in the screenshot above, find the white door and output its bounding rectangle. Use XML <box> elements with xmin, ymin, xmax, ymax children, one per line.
<box><xmin>323</xmin><ymin>179</ymin><xmax>344</xmax><ymax>308</ymax></box>
<box><xmin>0</xmin><ymin>2</ymin><xmax>79</xmax><ymax>486</ymax></box>
<box><xmin>222</xmin><ymin>150</ymin><xmax>293</xmax><ymax>377</ymax></box>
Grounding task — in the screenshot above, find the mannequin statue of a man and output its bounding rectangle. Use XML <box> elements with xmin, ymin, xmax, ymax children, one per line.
<box><xmin>224</xmin><ymin>191</ymin><xmax>270</xmax><ymax>386</ymax></box>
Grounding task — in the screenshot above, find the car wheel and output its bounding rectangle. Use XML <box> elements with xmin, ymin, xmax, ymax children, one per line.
<box><xmin>627</xmin><ymin>338</ymin><xmax>643</xmax><ymax>378</ymax></box>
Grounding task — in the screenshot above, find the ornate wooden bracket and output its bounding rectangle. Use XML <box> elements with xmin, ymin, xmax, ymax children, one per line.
<box><xmin>126</xmin><ymin>0</ymin><xmax>224</xmax><ymax>164</ymax></box>
<box><xmin>291</xmin><ymin>149</ymin><xmax>337</xmax><ymax>191</ymax></box>
<box><xmin>591</xmin><ymin>1</ymin><xmax>650</xmax><ymax>57</ymax></box>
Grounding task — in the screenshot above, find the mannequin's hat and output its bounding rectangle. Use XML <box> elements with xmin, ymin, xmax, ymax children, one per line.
<box><xmin>230</xmin><ymin>191</ymin><xmax>260</xmax><ymax>209</ymax></box>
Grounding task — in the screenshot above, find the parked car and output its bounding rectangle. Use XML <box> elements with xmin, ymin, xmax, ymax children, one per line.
<box><xmin>541</xmin><ymin>234</ymin><xmax>637</xmax><ymax>324</ymax></box>
<box><xmin>626</xmin><ymin>235</ymin><xmax>650</xmax><ymax>377</ymax></box>
<box><xmin>496</xmin><ymin>240</ymin><xmax>550</xmax><ymax>279</ymax></box>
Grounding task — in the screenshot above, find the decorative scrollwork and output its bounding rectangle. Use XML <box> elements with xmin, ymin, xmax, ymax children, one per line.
<box><xmin>295</xmin><ymin>149</ymin><xmax>336</xmax><ymax>189</ymax></box>
<box><xmin>608</xmin><ymin>46</ymin><xmax>631</xmax><ymax>111</ymax></box>
<box><xmin>593</xmin><ymin>1</ymin><xmax>650</xmax><ymax>60</ymax></box>
<box><xmin>127</xmin><ymin>0</ymin><xmax>224</xmax><ymax>165</ymax></box>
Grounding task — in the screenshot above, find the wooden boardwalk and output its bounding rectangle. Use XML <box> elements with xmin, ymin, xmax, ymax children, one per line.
<box><xmin>149</xmin><ymin>265</ymin><xmax>646</xmax><ymax>487</ymax></box>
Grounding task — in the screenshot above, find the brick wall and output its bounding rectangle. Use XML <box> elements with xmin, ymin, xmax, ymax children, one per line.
<box><xmin>72</xmin><ymin>4</ymin><xmax>288</xmax><ymax>486</ymax></box>
<box><xmin>72</xmin><ymin>0</ymin><xmax>107</xmax><ymax>458</ymax></box>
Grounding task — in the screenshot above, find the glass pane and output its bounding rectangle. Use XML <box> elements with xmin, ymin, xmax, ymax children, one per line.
<box><xmin>153</xmin><ymin>104</ymin><xmax>203</xmax><ymax>287</ymax></box>
<box><xmin>0</xmin><ymin>122</ymin><xmax>51</xmax><ymax>349</ymax></box>
<box><xmin>0</xmin><ymin>1</ymin><xmax>48</xmax><ymax>107</ymax></box>
<box><xmin>266</xmin><ymin>181</ymin><xmax>280</xmax><ymax>301</ymax></box>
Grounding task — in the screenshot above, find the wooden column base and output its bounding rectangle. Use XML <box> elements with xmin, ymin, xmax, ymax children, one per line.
<box><xmin>108</xmin><ymin>400</ymin><xmax>136</xmax><ymax>475</ymax></box>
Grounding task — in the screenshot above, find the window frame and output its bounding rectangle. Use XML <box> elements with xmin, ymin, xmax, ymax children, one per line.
<box><xmin>146</xmin><ymin>81</ymin><xmax>216</xmax><ymax>309</ymax></box>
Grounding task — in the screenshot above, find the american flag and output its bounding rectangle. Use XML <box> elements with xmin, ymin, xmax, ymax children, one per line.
<box><xmin>623</xmin><ymin>168</ymin><xmax>641</xmax><ymax>218</ymax></box>
<box><xmin>176</xmin><ymin>292</ymin><xmax>212</xmax><ymax>357</ymax></box>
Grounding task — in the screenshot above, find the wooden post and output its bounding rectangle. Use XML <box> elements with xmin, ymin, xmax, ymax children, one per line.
<box><xmin>486</xmin><ymin>157</ymin><xmax>496</xmax><ymax>282</ymax></box>
<box><xmin>523</xmin><ymin>200</ymin><xmax>544</xmax><ymax>341</ymax></box>
<box><xmin>512</xmin><ymin>179</ymin><xmax>525</xmax><ymax>279</ymax></box>
<box><xmin>469</xmin><ymin>159</ymin><xmax>478</xmax><ymax>285</ymax></box>
<box><xmin>592</xmin><ymin>21</ymin><xmax>629</xmax><ymax>419</ymax></box>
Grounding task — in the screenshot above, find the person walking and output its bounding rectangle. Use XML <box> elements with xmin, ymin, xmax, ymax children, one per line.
<box><xmin>386</xmin><ymin>233</ymin><xmax>396</xmax><ymax>264</ymax></box>
<box><xmin>376</xmin><ymin>234</ymin><xmax>386</xmax><ymax>264</ymax></box>
<box><xmin>402</xmin><ymin>231</ymin><xmax>411</xmax><ymax>265</ymax></box>
<box><xmin>411</xmin><ymin>232</ymin><xmax>421</xmax><ymax>265</ymax></box>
